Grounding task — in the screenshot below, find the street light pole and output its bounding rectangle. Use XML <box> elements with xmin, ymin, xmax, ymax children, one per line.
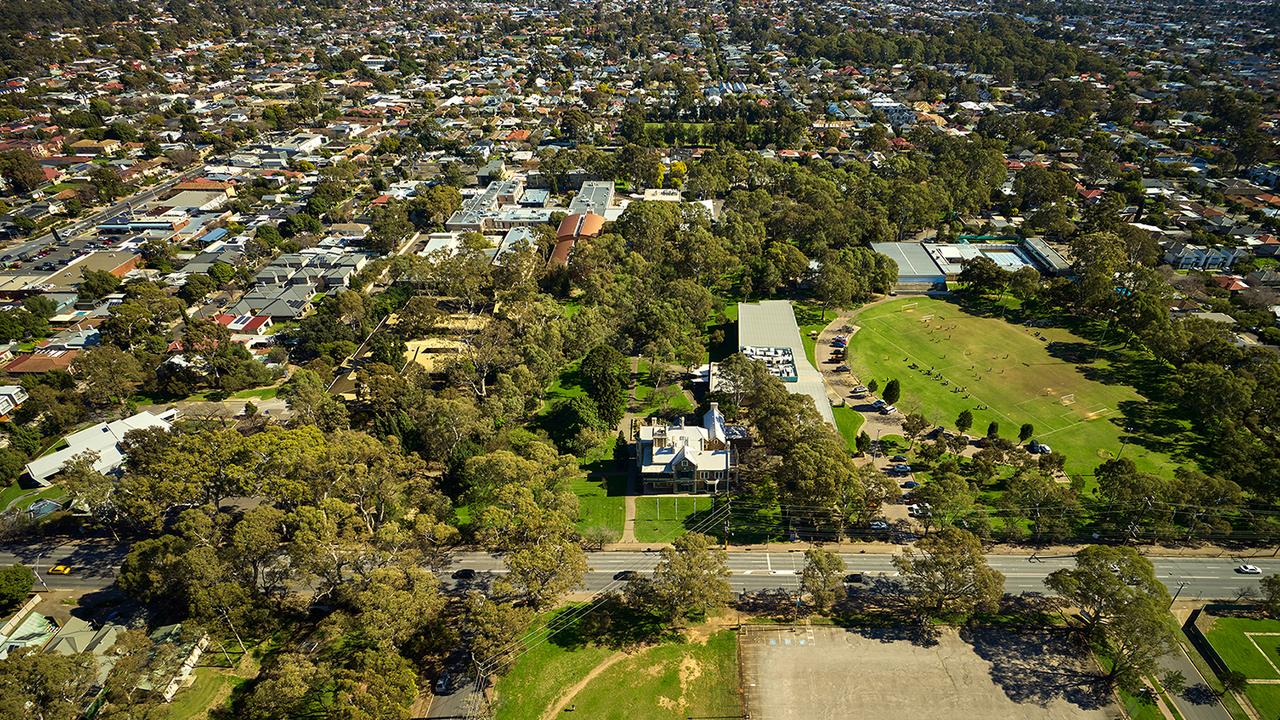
<box><xmin>33</xmin><ymin>554</ymin><xmax>47</xmax><ymax>590</ymax></box>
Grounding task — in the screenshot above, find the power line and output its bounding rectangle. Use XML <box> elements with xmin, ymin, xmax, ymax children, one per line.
<box><xmin>475</xmin><ymin>502</ymin><xmax>734</xmax><ymax>672</ymax></box>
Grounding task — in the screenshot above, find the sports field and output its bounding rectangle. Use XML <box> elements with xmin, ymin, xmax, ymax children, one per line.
<box><xmin>847</xmin><ymin>298</ymin><xmax>1181</xmax><ymax>482</ymax></box>
<box><xmin>1203</xmin><ymin>615</ymin><xmax>1280</xmax><ymax>718</ymax></box>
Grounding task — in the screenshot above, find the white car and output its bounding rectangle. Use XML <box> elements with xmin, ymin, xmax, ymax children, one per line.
<box><xmin>881</xmin><ymin>405</ymin><xmax>897</xmax><ymax>415</ymax></box>
<box><xmin>1236</xmin><ymin>564</ymin><xmax>1263</xmax><ymax>575</ymax></box>
<box><xmin>869</xmin><ymin>520</ymin><xmax>889</xmax><ymax>531</ymax></box>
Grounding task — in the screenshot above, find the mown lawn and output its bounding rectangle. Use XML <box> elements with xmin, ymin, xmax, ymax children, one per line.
<box><xmin>633</xmin><ymin>495</ymin><xmax>718</xmax><ymax>542</ymax></box>
<box><xmin>566</xmin><ymin>630</ymin><xmax>741</xmax><ymax>719</ymax></box>
<box><xmin>1245</xmin><ymin>685</ymin><xmax>1280</xmax><ymax>719</ymax></box>
<box><xmin>166</xmin><ymin>666</ymin><xmax>249</xmax><ymax>720</ymax></box>
<box><xmin>493</xmin><ymin>607</ymin><xmax>616</xmax><ymax>720</ymax></box>
<box><xmin>1204</xmin><ymin>616</ymin><xmax>1280</xmax><ymax>680</ymax></box>
<box><xmin>847</xmin><ymin>298</ymin><xmax>1184</xmax><ymax>484</ymax></box>
<box><xmin>493</xmin><ymin>605</ymin><xmax>739</xmax><ymax>720</ymax></box>
<box><xmin>573</xmin><ymin>475</ymin><xmax>625</xmax><ymax>541</ymax></box>
<box><xmin>831</xmin><ymin>405</ymin><xmax>864</xmax><ymax>452</ymax></box>
<box><xmin>634</xmin><ymin>360</ymin><xmax>694</xmax><ymax>418</ymax></box>
<box><xmin>0</xmin><ymin>482</ymin><xmax>31</xmax><ymax>510</ymax></box>
<box><xmin>794</xmin><ymin>301</ymin><xmax>831</xmax><ymax>370</ymax></box>
<box><xmin>231</xmin><ymin>386</ymin><xmax>279</xmax><ymax>400</ymax></box>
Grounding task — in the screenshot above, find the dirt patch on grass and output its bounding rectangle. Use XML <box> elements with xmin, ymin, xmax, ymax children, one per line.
<box><xmin>679</xmin><ymin>655</ymin><xmax>703</xmax><ymax>695</ymax></box>
<box><xmin>541</xmin><ymin>650</ymin><xmax>633</xmax><ymax>720</ymax></box>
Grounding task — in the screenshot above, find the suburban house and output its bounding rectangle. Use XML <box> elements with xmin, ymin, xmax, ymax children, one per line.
<box><xmin>24</xmin><ymin>409</ymin><xmax>177</xmax><ymax>487</ymax></box>
<box><xmin>0</xmin><ymin>385</ymin><xmax>28</xmax><ymax>416</ymax></box>
<box><xmin>213</xmin><ymin>313</ymin><xmax>273</xmax><ymax>335</ymax></box>
<box><xmin>0</xmin><ymin>594</ymin><xmax>57</xmax><ymax>660</ymax></box>
<box><xmin>1162</xmin><ymin>242</ymin><xmax>1249</xmax><ymax>271</ymax></box>
<box><xmin>137</xmin><ymin>624</ymin><xmax>210</xmax><ymax>702</ymax></box>
<box><xmin>635</xmin><ymin>403</ymin><xmax>748</xmax><ymax>494</ymax></box>
<box><xmin>47</xmin><ymin>619</ymin><xmax>209</xmax><ymax>703</ymax></box>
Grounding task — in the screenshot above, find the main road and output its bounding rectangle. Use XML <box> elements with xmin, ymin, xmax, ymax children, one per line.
<box><xmin>6</xmin><ymin>544</ymin><xmax>1272</xmax><ymax>601</ymax></box>
<box><xmin>454</xmin><ymin>550</ymin><xmax>1267</xmax><ymax>600</ymax></box>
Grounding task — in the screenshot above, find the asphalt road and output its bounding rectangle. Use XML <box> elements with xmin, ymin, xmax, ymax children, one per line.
<box><xmin>0</xmin><ymin>542</ymin><xmax>126</xmax><ymax>592</ymax></box>
<box><xmin>448</xmin><ymin>550</ymin><xmax>1280</xmax><ymax>600</ymax></box>
<box><xmin>9</xmin><ymin>543</ymin><xmax>1276</xmax><ymax>602</ymax></box>
<box><xmin>40</xmin><ymin>166</ymin><xmax>204</xmax><ymax>241</ymax></box>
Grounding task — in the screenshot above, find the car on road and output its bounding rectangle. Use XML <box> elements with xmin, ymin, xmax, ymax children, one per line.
<box><xmin>451</xmin><ymin>569</ymin><xmax>476</xmax><ymax>580</ymax></box>
<box><xmin>48</xmin><ymin>565</ymin><xmax>72</xmax><ymax>575</ymax></box>
<box><xmin>844</xmin><ymin>573</ymin><xmax>864</xmax><ymax>584</ymax></box>
<box><xmin>614</xmin><ymin>570</ymin><xmax>639</xmax><ymax>581</ymax></box>
<box><xmin>1236</xmin><ymin>564</ymin><xmax>1263</xmax><ymax>574</ymax></box>
<box><xmin>435</xmin><ymin>673</ymin><xmax>452</xmax><ymax>694</ymax></box>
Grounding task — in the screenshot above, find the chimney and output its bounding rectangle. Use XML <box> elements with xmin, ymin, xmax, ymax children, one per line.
<box><xmin>677</xmin><ymin>416</ymin><xmax>685</xmax><ymax>428</ymax></box>
<box><xmin>709</xmin><ymin>401</ymin><xmax>720</xmax><ymax>415</ymax></box>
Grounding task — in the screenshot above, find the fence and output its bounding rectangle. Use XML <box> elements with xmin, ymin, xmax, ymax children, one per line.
<box><xmin>1183</xmin><ymin>608</ymin><xmax>1231</xmax><ymax>681</ymax></box>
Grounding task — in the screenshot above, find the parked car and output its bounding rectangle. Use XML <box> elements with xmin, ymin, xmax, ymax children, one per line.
<box><xmin>844</xmin><ymin>573</ymin><xmax>864</xmax><ymax>584</ymax></box>
<box><xmin>868</xmin><ymin>520</ymin><xmax>889</xmax><ymax>531</ymax></box>
<box><xmin>907</xmin><ymin>503</ymin><xmax>932</xmax><ymax>518</ymax></box>
<box><xmin>835</xmin><ymin>364</ymin><xmax>850</xmax><ymax>372</ymax></box>
<box><xmin>891</xmin><ymin>455</ymin><xmax>908</xmax><ymax>462</ymax></box>
<box><xmin>892</xmin><ymin>464</ymin><xmax>912</xmax><ymax>473</ymax></box>
<box><xmin>1028</xmin><ymin>440</ymin><xmax>1052</xmax><ymax>454</ymax></box>
<box><xmin>852</xmin><ymin>385</ymin><xmax>868</xmax><ymax>393</ymax></box>
<box><xmin>880</xmin><ymin>405</ymin><xmax>897</xmax><ymax>415</ymax></box>
<box><xmin>1236</xmin><ymin>564</ymin><xmax>1263</xmax><ymax>575</ymax></box>
<box><xmin>872</xmin><ymin>399</ymin><xmax>886</xmax><ymax>408</ymax></box>
<box><xmin>901</xmin><ymin>480</ymin><xmax>919</xmax><ymax>489</ymax></box>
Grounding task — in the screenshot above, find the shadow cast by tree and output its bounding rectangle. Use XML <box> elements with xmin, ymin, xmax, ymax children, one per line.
<box><xmin>962</xmin><ymin>627</ymin><xmax>1113</xmax><ymax>711</ymax></box>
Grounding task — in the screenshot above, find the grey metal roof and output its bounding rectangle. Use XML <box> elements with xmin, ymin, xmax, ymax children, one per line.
<box><xmin>871</xmin><ymin>242</ymin><xmax>947</xmax><ymax>280</ymax></box>
<box><xmin>737</xmin><ymin>300</ymin><xmax>835</xmax><ymax>427</ymax></box>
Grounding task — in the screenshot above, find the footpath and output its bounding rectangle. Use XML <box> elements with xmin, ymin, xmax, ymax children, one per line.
<box><xmin>602</xmin><ymin>539</ymin><xmax>1279</xmax><ymax>558</ymax></box>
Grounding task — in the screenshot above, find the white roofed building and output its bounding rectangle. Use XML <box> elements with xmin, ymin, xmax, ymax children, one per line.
<box><xmin>635</xmin><ymin>403</ymin><xmax>748</xmax><ymax>495</ymax></box>
<box><xmin>24</xmin><ymin>409</ymin><xmax>177</xmax><ymax>487</ymax></box>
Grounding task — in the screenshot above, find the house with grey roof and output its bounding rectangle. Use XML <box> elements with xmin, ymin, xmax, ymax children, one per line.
<box><xmin>635</xmin><ymin>403</ymin><xmax>747</xmax><ymax>494</ymax></box>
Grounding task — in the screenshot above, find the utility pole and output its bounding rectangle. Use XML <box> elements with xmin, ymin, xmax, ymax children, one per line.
<box><xmin>33</xmin><ymin>555</ymin><xmax>47</xmax><ymax>590</ymax></box>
